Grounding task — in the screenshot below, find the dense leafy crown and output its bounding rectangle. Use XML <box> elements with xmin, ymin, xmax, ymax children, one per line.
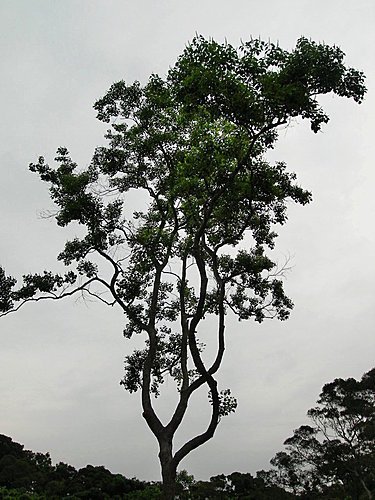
<box><xmin>1</xmin><ymin>37</ymin><xmax>365</xmax><ymax>421</ymax></box>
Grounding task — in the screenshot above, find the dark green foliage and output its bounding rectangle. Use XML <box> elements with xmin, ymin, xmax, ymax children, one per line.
<box><xmin>0</xmin><ymin>435</ymin><xmax>53</xmax><ymax>494</ymax></box>
<box><xmin>0</xmin><ymin>35</ymin><xmax>366</xmax><ymax>496</ymax></box>
<box><xmin>169</xmin><ymin>36</ymin><xmax>365</xmax><ymax>133</ymax></box>
<box><xmin>0</xmin><ymin>268</ymin><xmax>16</xmax><ymax>312</ymax></box>
<box><xmin>0</xmin><ymin>435</ymin><xmax>25</xmax><ymax>460</ymax></box>
<box><xmin>267</xmin><ymin>368</ymin><xmax>375</xmax><ymax>499</ymax></box>
<box><xmin>0</xmin><ymin>434</ymin><xmax>151</xmax><ymax>499</ymax></box>
<box><xmin>185</xmin><ymin>471</ymin><xmax>293</xmax><ymax>499</ymax></box>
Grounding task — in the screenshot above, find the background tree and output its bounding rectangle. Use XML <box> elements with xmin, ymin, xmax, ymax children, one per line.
<box><xmin>0</xmin><ymin>36</ymin><xmax>365</xmax><ymax>498</ymax></box>
<box><xmin>183</xmin><ymin>471</ymin><xmax>292</xmax><ymax>499</ymax></box>
<box><xmin>266</xmin><ymin>367</ymin><xmax>375</xmax><ymax>499</ymax></box>
<box><xmin>0</xmin><ymin>434</ymin><xmax>152</xmax><ymax>499</ymax></box>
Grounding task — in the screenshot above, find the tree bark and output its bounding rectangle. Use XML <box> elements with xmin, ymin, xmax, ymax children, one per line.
<box><xmin>159</xmin><ymin>437</ymin><xmax>177</xmax><ymax>500</ymax></box>
<box><xmin>360</xmin><ymin>477</ymin><xmax>373</xmax><ymax>500</ymax></box>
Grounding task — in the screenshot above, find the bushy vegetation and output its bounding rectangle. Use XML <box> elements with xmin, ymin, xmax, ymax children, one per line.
<box><xmin>1</xmin><ymin>367</ymin><xmax>374</xmax><ymax>499</ymax></box>
<box><xmin>0</xmin><ymin>434</ymin><xmax>152</xmax><ymax>499</ymax></box>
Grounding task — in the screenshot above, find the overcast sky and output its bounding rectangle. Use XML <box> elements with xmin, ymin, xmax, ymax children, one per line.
<box><xmin>1</xmin><ymin>0</ymin><xmax>374</xmax><ymax>482</ymax></box>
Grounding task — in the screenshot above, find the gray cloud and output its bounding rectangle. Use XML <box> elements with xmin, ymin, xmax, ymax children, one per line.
<box><xmin>1</xmin><ymin>0</ymin><xmax>374</xmax><ymax>481</ymax></box>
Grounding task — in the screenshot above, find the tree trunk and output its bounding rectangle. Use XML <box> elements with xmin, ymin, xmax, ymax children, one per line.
<box><xmin>159</xmin><ymin>438</ymin><xmax>177</xmax><ymax>500</ymax></box>
<box><xmin>161</xmin><ymin>462</ymin><xmax>177</xmax><ymax>499</ymax></box>
<box><xmin>360</xmin><ymin>477</ymin><xmax>373</xmax><ymax>500</ymax></box>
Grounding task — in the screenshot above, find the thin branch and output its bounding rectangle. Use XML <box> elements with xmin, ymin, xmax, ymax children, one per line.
<box><xmin>82</xmin><ymin>288</ymin><xmax>117</xmax><ymax>306</ymax></box>
<box><xmin>1</xmin><ymin>277</ymin><xmax>98</xmax><ymax>317</ymax></box>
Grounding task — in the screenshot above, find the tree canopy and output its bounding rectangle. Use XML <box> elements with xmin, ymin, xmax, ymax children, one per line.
<box><xmin>0</xmin><ymin>433</ymin><xmax>154</xmax><ymax>499</ymax></box>
<box><xmin>0</xmin><ymin>35</ymin><xmax>366</xmax><ymax>498</ymax></box>
<box><xmin>264</xmin><ymin>368</ymin><xmax>375</xmax><ymax>499</ymax></box>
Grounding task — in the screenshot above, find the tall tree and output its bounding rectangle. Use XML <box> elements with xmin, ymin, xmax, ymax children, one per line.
<box><xmin>0</xmin><ymin>36</ymin><xmax>366</xmax><ymax>498</ymax></box>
